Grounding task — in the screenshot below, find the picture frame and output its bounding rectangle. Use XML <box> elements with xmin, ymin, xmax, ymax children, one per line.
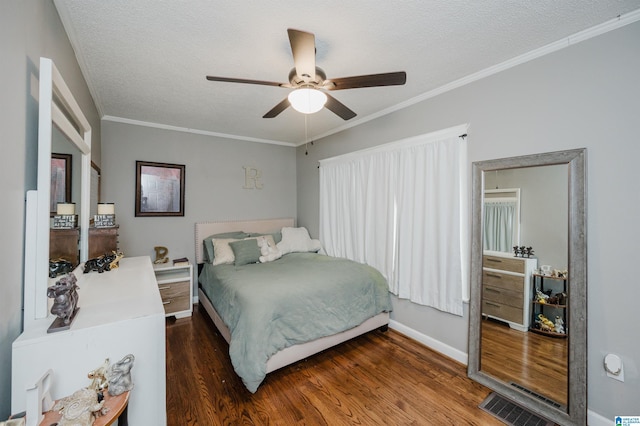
<box><xmin>50</xmin><ymin>153</ymin><xmax>72</xmax><ymax>216</ymax></box>
<box><xmin>135</xmin><ymin>161</ymin><xmax>185</xmax><ymax>217</ymax></box>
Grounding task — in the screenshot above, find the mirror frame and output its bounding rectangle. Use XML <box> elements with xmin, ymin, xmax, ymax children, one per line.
<box><xmin>467</xmin><ymin>149</ymin><xmax>587</xmax><ymax>426</ymax></box>
<box><xmin>25</xmin><ymin>57</ymin><xmax>91</xmax><ymax>326</ymax></box>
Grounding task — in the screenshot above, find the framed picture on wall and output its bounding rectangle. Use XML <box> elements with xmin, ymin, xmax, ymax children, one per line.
<box><xmin>135</xmin><ymin>161</ymin><xmax>185</xmax><ymax>217</ymax></box>
<box><xmin>51</xmin><ymin>153</ymin><xmax>72</xmax><ymax>216</ymax></box>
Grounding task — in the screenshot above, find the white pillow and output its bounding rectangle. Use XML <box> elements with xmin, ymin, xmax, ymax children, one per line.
<box><xmin>276</xmin><ymin>227</ymin><xmax>322</xmax><ymax>255</ymax></box>
<box><xmin>211</xmin><ymin>238</ymin><xmax>239</xmax><ymax>265</ymax></box>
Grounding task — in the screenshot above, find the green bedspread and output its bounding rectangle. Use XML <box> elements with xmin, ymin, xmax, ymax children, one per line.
<box><xmin>199</xmin><ymin>252</ymin><xmax>392</xmax><ymax>392</ymax></box>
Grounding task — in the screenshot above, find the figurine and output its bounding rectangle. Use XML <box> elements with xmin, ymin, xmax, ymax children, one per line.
<box><xmin>536</xmin><ymin>313</ymin><xmax>555</xmax><ymax>332</ymax></box>
<box><xmin>49</xmin><ymin>258</ymin><xmax>74</xmax><ymax>278</ymax></box>
<box><xmin>47</xmin><ymin>273</ymin><xmax>79</xmax><ymax>325</ymax></box>
<box><xmin>554</xmin><ymin>316</ymin><xmax>565</xmax><ymax>334</ymax></box>
<box><xmin>52</xmin><ymin>388</ymin><xmax>107</xmax><ymax>426</ymax></box>
<box><xmin>535</xmin><ymin>289</ymin><xmax>549</xmax><ymax>303</ymax></box>
<box><xmin>83</xmin><ymin>251</ymin><xmax>123</xmax><ymax>273</ymax></box>
<box><xmin>106</xmin><ymin>354</ymin><xmax>135</xmax><ymax>396</ymax></box>
<box><xmin>88</xmin><ymin>359</ymin><xmax>110</xmax><ymax>393</ymax></box>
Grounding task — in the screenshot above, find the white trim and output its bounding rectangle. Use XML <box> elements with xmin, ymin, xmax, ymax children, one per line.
<box><xmin>320</xmin><ymin>123</ymin><xmax>469</xmax><ymax>166</ymax></box>
<box><xmin>389</xmin><ymin>320</ymin><xmax>468</xmax><ymax>365</ymax></box>
<box><xmin>587</xmin><ymin>410</ymin><xmax>612</xmax><ymax>426</ymax></box>
<box><xmin>102</xmin><ymin>115</ymin><xmax>296</xmax><ymax>147</ymax></box>
<box><xmin>307</xmin><ymin>9</ymin><xmax>640</xmax><ymax>146</ymax></box>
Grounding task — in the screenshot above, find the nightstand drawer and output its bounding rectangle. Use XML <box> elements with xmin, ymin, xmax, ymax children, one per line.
<box><xmin>159</xmin><ymin>280</ymin><xmax>190</xmax><ymax>314</ymax></box>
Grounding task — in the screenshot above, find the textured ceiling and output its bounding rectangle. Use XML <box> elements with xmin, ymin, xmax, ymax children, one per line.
<box><xmin>53</xmin><ymin>1</ymin><xmax>640</xmax><ymax>146</ymax></box>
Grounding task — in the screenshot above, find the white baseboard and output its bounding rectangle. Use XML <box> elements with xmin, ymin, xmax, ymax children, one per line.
<box><xmin>388</xmin><ymin>320</ymin><xmax>468</xmax><ymax>365</ymax></box>
<box><xmin>587</xmin><ymin>410</ymin><xmax>612</xmax><ymax>426</ymax></box>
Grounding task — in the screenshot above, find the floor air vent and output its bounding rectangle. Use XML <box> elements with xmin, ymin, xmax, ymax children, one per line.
<box><xmin>479</xmin><ymin>392</ymin><xmax>554</xmax><ymax>426</ymax></box>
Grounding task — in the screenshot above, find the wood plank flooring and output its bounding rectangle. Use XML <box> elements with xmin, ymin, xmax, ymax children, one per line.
<box><xmin>480</xmin><ymin>318</ymin><xmax>568</xmax><ymax>407</ymax></box>
<box><xmin>165</xmin><ymin>305</ymin><xmax>502</xmax><ymax>425</ymax></box>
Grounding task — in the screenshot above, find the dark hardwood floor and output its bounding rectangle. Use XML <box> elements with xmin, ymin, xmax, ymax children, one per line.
<box><xmin>165</xmin><ymin>305</ymin><xmax>502</xmax><ymax>425</ymax></box>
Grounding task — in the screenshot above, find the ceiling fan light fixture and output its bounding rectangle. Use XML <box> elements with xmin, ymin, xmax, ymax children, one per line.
<box><xmin>288</xmin><ymin>88</ymin><xmax>327</xmax><ymax>114</ymax></box>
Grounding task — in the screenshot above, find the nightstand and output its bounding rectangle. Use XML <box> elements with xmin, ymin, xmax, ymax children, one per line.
<box><xmin>153</xmin><ymin>261</ymin><xmax>193</xmax><ymax>318</ymax></box>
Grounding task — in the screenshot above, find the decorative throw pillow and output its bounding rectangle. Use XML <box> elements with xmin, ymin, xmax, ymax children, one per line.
<box><xmin>203</xmin><ymin>231</ymin><xmax>249</xmax><ymax>263</ymax></box>
<box><xmin>229</xmin><ymin>238</ymin><xmax>262</xmax><ymax>266</ymax></box>
<box><xmin>276</xmin><ymin>227</ymin><xmax>323</xmax><ymax>255</ymax></box>
<box><xmin>211</xmin><ymin>238</ymin><xmax>240</xmax><ymax>265</ymax></box>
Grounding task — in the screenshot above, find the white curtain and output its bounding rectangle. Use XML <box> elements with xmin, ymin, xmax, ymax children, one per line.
<box><xmin>319</xmin><ymin>125</ymin><xmax>468</xmax><ymax>316</ymax></box>
<box><xmin>483</xmin><ymin>201</ymin><xmax>516</xmax><ymax>252</ymax></box>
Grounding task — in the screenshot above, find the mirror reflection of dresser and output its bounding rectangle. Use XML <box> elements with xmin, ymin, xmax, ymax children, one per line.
<box><xmin>482</xmin><ymin>252</ymin><xmax>537</xmax><ymax>332</ymax></box>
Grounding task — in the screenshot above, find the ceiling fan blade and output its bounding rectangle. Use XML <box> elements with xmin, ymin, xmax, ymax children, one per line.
<box><xmin>206</xmin><ymin>75</ymin><xmax>288</xmax><ymax>88</ymax></box>
<box><xmin>263</xmin><ymin>97</ymin><xmax>291</xmax><ymax>118</ymax></box>
<box><xmin>287</xmin><ymin>29</ymin><xmax>316</xmax><ymax>82</ymax></box>
<box><xmin>324</xmin><ymin>71</ymin><xmax>406</xmax><ymax>90</ymax></box>
<box><xmin>325</xmin><ymin>93</ymin><xmax>356</xmax><ymax>120</ymax></box>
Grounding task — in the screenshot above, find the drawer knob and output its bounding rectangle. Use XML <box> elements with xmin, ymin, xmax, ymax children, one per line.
<box><xmin>159</xmin><ymin>285</ymin><xmax>171</xmax><ymax>290</ymax></box>
<box><xmin>486</xmin><ymin>273</ymin><xmax>502</xmax><ymax>279</ymax></box>
<box><xmin>163</xmin><ymin>300</ymin><xmax>172</xmax><ymax>305</ymax></box>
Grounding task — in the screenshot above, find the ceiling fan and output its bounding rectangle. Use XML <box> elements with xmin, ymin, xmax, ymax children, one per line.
<box><xmin>206</xmin><ymin>29</ymin><xmax>407</xmax><ymax>120</ymax></box>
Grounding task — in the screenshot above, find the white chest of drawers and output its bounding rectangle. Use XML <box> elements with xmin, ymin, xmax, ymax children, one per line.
<box><xmin>482</xmin><ymin>251</ymin><xmax>537</xmax><ymax>331</ymax></box>
<box><xmin>12</xmin><ymin>256</ymin><xmax>167</xmax><ymax>425</ymax></box>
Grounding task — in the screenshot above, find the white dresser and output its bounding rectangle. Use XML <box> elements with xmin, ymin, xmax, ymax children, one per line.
<box><xmin>12</xmin><ymin>256</ymin><xmax>167</xmax><ymax>425</ymax></box>
<box><xmin>482</xmin><ymin>251</ymin><xmax>537</xmax><ymax>332</ymax></box>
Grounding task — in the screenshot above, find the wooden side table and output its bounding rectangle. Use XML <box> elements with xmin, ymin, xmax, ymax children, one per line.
<box><xmin>40</xmin><ymin>391</ymin><xmax>129</xmax><ymax>426</ymax></box>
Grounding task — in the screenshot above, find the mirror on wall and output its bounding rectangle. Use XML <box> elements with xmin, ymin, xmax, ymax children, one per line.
<box><xmin>468</xmin><ymin>149</ymin><xmax>587</xmax><ymax>426</ymax></box>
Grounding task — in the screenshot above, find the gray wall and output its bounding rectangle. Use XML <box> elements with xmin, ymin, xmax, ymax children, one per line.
<box><xmin>0</xmin><ymin>1</ymin><xmax>101</xmax><ymax>417</ymax></box>
<box><xmin>297</xmin><ymin>21</ymin><xmax>640</xmax><ymax>419</ymax></box>
<box><xmin>100</xmin><ymin>121</ymin><xmax>297</xmax><ymax>285</ymax></box>
<box><xmin>485</xmin><ymin>164</ymin><xmax>569</xmax><ymax>268</ymax></box>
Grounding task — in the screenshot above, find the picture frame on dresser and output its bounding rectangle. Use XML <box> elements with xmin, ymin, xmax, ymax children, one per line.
<box><xmin>135</xmin><ymin>160</ymin><xmax>185</xmax><ymax>217</ymax></box>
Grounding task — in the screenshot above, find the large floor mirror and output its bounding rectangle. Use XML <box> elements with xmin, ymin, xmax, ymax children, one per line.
<box><xmin>468</xmin><ymin>149</ymin><xmax>586</xmax><ymax>426</ymax></box>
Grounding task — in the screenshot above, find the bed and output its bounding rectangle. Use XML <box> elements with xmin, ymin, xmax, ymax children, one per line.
<box><xmin>195</xmin><ymin>218</ymin><xmax>392</xmax><ymax>392</ymax></box>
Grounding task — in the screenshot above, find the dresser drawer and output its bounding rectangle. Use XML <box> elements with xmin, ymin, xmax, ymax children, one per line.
<box><xmin>483</xmin><ymin>255</ymin><xmax>524</xmax><ymax>274</ymax></box>
<box><xmin>482</xmin><ymin>270</ymin><xmax>524</xmax><ymax>292</ymax></box>
<box><xmin>483</xmin><ymin>284</ymin><xmax>523</xmax><ymax>309</ymax></box>
<box><xmin>482</xmin><ymin>299</ymin><xmax>524</xmax><ymax>324</ymax></box>
<box><xmin>159</xmin><ymin>280</ymin><xmax>190</xmax><ymax>314</ymax></box>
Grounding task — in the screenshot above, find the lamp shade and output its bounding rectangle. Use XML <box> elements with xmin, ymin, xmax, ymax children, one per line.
<box><xmin>288</xmin><ymin>88</ymin><xmax>327</xmax><ymax>114</ymax></box>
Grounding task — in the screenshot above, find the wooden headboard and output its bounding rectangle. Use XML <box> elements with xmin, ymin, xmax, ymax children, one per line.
<box><xmin>195</xmin><ymin>218</ymin><xmax>295</xmax><ymax>264</ymax></box>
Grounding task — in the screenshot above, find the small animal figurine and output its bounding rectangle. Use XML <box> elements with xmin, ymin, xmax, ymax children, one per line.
<box><xmin>49</xmin><ymin>258</ymin><xmax>74</xmax><ymax>278</ymax></box>
<box><xmin>88</xmin><ymin>358</ymin><xmax>110</xmax><ymax>393</ymax></box>
<box><xmin>554</xmin><ymin>316</ymin><xmax>565</xmax><ymax>334</ymax></box>
<box><xmin>106</xmin><ymin>354</ymin><xmax>135</xmax><ymax>396</ymax></box>
<box><xmin>535</xmin><ymin>289</ymin><xmax>549</xmax><ymax>303</ymax></box>
<box><xmin>52</xmin><ymin>388</ymin><xmax>106</xmax><ymax>426</ymax></box>
<box><xmin>536</xmin><ymin>313</ymin><xmax>555</xmax><ymax>332</ymax></box>
<box><xmin>47</xmin><ymin>273</ymin><xmax>79</xmax><ymax>325</ymax></box>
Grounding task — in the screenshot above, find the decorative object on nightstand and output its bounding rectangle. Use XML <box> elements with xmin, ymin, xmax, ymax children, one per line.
<box><xmin>154</xmin><ymin>246</ymin><xmax>169</xmax><ymax>264</ymax></box>
<box><xmin>47</xmin><ymin>273</ymin><xmax>79</xmax><ymax>333</ymax></box>
<box><xmin>52</xmin><ymin>203</ymin><xmax>78</xmax><ymax>229</ymax></box>
<box><xmin>153</xmin><ymin>260</ymin><xmax>193</xmax><ymax>318</ymax></box>
<box><xmin>94</xmin><ymin>203</ymin><xmax>116</xmax><ymax>228</ymax></box>
<box><xmin>172</xmin><ymin>257</ymin><xmax>189</xmax><ymax>266</ymax></box>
